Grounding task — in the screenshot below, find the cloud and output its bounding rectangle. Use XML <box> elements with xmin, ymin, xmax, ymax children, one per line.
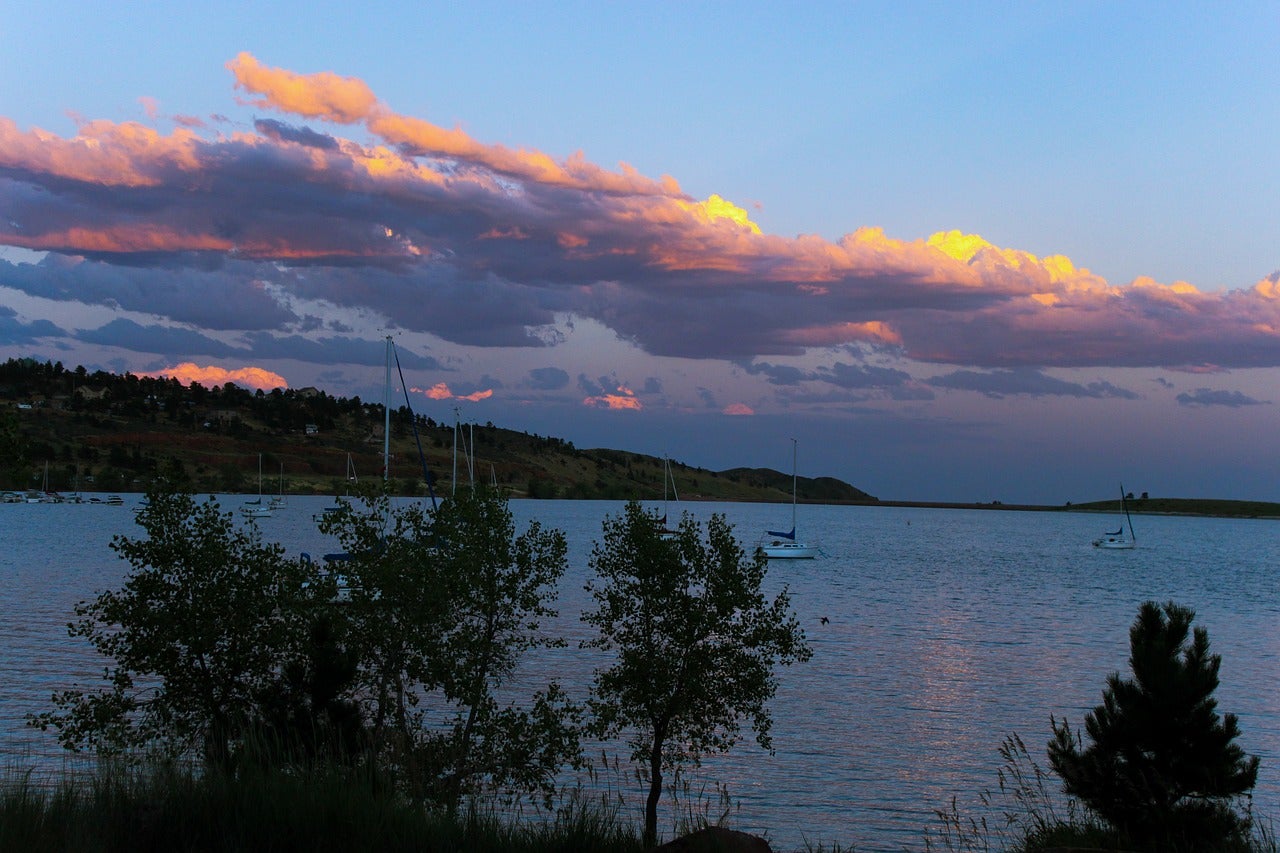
<box><xmin>0</xmin><ymin>306</ymin><xmax>64</xmax><ymax>344</ymax></box>
<box><xmin>927</xmin><ymin>368</ymin><xmax>1141</xmax><ymax>399</ymax></box>
<box><xmin>76</xmin><ymin>318</ymin><xmax>241</xmax><ymax>358</ymax></box>
<box><xmin>0</xmin><ymin>54</ymin><xmax>1277</xmax><ymax>375</ymax></box>
<box><xmin>580</xmin><ymin>376</ymin><xmax>642</xmax><ymax>410</ymax></box>
<box><xmin>1175</xmin><ymin>388</ymin><xmax>1268</xmax><ymax>407</ymax></box>
<box><xmin>525</xmin><ymin>366</ymin><xmax>570</xmax><ymax>391</ymax></box>
<box><xmin>412</xmin><ymin>382</ymin><xmax>493</xmax><ymax>403</ymax></box>
<box><xmin>741</xmin><ymin>358</ymin><xmax>935</xmax><ymax>400</ymax></box>
<box><xmin>138</xmin><ymin>362</ymin><xmax>287</xmax><ymax>391</ymax></box>
<box><xmin>723</xmin><ymin>403</ymin><xmax>754</xmax><ymax>415</ymax></box>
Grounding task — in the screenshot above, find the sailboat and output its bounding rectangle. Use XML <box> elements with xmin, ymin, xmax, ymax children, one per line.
<box><xmin>269</xmin><ymin>462</ymin><xmax>287</xmax><ymax>509</ymax></box>
<box><xmin>1092</xmin><ymin>484</ymin><xmax>1136</xmax><ymax>549</ymax></box>
<box><xmin>306</xmin><ymin>336</ymin><xmax>441</xmax><ymax>600</ymax></box>
<box><xmin>761</xmin><ymin>439</ymin><xmax>819</xmax><ymax>559</ymax></box>
<box><xmin>657</xmin><ymin>456</ymin><xmax>679</xmax><ymax>541</ymax></box>
<box><xmin>240</xmin><ymin>453</ymin><xmax>273</xmax><ymax>519</ymax></box>
<box><xmin>315</xmin><ymin>453</ymin><xmax>358</xmax><ymax>522</ymax></box>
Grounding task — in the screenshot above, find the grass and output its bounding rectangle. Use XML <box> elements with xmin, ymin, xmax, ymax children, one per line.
<box><xmin>4</xmin><ymin>741</ymin><xmax>1273</xmax><ymax>852</ymax></box>
<box><xmin>922</xmin><ymin>734</ymin><xmax>1277</xmax><ymax>853</ymax></box>
<box><xmin>0</xmin><ymin>760</ymin><xmax>647</xmax><ymax>853</ymax></box>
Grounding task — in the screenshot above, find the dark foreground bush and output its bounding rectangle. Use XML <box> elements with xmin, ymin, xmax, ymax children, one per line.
<box><xmin>0</xmin><ymin>761</ymin><xmax>644</xmax><ymax>853</ymax></box>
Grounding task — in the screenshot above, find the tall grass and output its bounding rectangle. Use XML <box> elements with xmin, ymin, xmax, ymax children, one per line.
<box><xmin>923</xmin><ymin>733</ymin><xmax>1277</xmax><ymax>853</ymax></box>
<box><xmin>0</xmin><ymin>758</ymin><xmax>646</xmax><ymax>853</ymax></box>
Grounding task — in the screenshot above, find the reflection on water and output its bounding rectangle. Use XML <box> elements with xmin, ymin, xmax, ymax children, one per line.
<box><xmin>2</xmin><ymin>496</ymin><xmax>1277</xmax><ymax>851</ymax></box>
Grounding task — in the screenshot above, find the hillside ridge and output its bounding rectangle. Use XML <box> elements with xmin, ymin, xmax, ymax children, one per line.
<box><xmin>0</xmin><ymin>358</ymin><xmax>877</xmax><ymax>503</ymax></box>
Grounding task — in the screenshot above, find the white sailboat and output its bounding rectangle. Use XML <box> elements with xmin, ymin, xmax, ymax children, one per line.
<box><xmin>1093</xmin><ymin>484</ymin><xmax>1136</xmax><ymax>549</ymax></box>
<box><xmin>269</xmin><ymin>462</ymin><xmax>287</xmax><ymax>509</ymax></box>
<box><xmin>657</xmin><ymin>456</ymin><xmax>679</xmax><ymax>541</ymax></box>
<box><xmin>240</xmin><ymin>453</ymin><xmax>273</xmax><ymax>519</ymax></box>
<box><xmin>761</xmin><ymin>438</ymin><xmax>819</xmax><ymax>559</ymax></box>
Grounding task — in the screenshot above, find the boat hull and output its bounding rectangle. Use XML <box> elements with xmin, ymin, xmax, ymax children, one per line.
<box><xmin>1093</xmin><ymin>537</ymin><xmax>1135</xmax><ymax>549</ymax></box>
<box><xmin>761</xmin><ymin>541</ymin><xmax>820</xmax><ymax>559</ymax></box>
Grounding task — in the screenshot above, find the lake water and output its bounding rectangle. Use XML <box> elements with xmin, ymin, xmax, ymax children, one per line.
<box><xmin>2</xmin><ymin>496</ymin><xmax>1277</xmax><ymax>851</ymax></box>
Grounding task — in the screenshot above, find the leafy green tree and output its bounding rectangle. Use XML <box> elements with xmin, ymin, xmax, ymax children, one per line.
<box><xmin>582</xmin><ymin>502</ymin><xmax>811</xmax><ymax>847</ymax></box>
<box><xmin>320</xmin><ymin>485</ymin><xmax>578</xmax><ymax>810</ymax></box>
<box><xmin>32</xmin><ymin>487</ymin><xmax>325</xmax><ymax>765</ymax></box>
<box><xmin>0</xmin><ymin>409</ymin><xmax>25</xmax><ymax>488</ymax></box>
<box><xmin>1048</xmin><ymin>601</ymin><xmax>1260</xmax><ymax>851</ymax></box>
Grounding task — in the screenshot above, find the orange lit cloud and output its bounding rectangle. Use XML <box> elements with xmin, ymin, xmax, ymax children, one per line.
<box><xmin>228</xmin><ymin>52</ymin><xmax>378</xmax><ymax>124</ymax></box>
<box><xmin>140</xmin><ymin>362</ymin><xmax>287</xmax><ymax>391</ymax></box>
<box><xmin>412</xmin><ymin>383</ymin><xmax>493</xmax><ymax>402</ymax></box>
<box><xmin>583</xmin><ymin>385</ymin><xmax>643</xmax><ymax>410</ymax></box>
<box><xmin>723</xmin><ymin>403</ymin><xmax>754</xmax><ymax>415</ymax></box>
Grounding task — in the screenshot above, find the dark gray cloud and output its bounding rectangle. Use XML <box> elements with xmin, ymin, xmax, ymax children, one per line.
<box><xmin>740</xmin><ymin>358</ymin><xmax>934</xmax><ymax>400</ymax></box>
<box><xmin>254</xmin><ymin>119</ymin><xmax>340</xmax><ymax>150</ymax></box>
<box><xmin>525</xmin><ymin>366</ymin><xmax>569</xmax><ymax>391</ymax></box>
<box><xmin>1175</xmin><ymin>388</ymin><xmax>1268</xmax><ymax>407</ymax></box>
<box><xmin>740</xmin><ymin>361</ymin><xmax>810</xmax><ymax>386</ymax></box>
<box><xmin>240</xmin><ymin>332</ymin><xmax>443</xmax><ymax>370</ymax></box>
<box><xmin>76</xmin><ymin>318</ymin><xmax>240</xmax><ymax>358</ymax></box>
<box><xmin>927</xmin><ymin>368</ymin><xmax>1140</xmax><ymax>399</ymax></box>
<box><xmin>0</xmin><ymin>254</ymin><xmax>296</xmax><ymax>331</ymax></box>
<box><xmin>0</xmin><ymin>306</ymin><xmax>63</xmax><ymax>344</ymax></box>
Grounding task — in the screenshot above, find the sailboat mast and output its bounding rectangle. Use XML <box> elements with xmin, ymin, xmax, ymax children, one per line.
<box><xmin>1120</xmin><ymin>483</ymin><xmax>1135</xmax><ymax>541</ymax></box>
<box><xmin>383</xmin><ymin>335</ymin><xmax>392</xmax><ymax>482</ymax></box>
<box><xmin>790</xmin><ymin>438</ymin><xmax>798</xmax><ymax>531</ymax></box>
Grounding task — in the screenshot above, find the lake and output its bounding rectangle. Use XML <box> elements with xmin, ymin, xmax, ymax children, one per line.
<box><xmin>2</xmin><ymin>496</ymin><xmax>1277</xmax><ymax>851</ymax></box>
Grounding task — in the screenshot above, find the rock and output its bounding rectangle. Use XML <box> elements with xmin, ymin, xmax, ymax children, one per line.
<box><xmin>653</xmin><ymin>826</ymin><xmax>773</xmax><ymax>853</ymax></box>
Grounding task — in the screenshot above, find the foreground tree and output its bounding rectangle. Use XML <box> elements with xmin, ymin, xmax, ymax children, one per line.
<box><xmin>320</xmin><ymin>485</ymin><xmax>578</xmax><ymax>810</ymax></box>
<box><xmin>583</xmin><ymin>502</ymin><xmax>811</xmax><ymax>847</ymax></box>
<box><xmin>33</xmin><ymin>487</ymin><xmax>323</xmax><ymax>764</ymax></box>
<box><xmin>1048</xmin><ymin>601</ymin><xmax>1260</xmax><ymax>851</ymax></box>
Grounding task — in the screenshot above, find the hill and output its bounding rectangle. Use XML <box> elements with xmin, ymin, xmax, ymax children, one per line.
<box><xmin>0</xmin><ymin>358</ymin><xmax>877</xmax><ymax>504</ymax></box>
<box><xmin>1066</xmin><ymin>496</ymin><xmax>1280</xmax><ymax>519</ymax></box>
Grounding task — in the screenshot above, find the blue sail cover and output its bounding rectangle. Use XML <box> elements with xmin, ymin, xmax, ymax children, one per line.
<box><xmin>767</xmin><ymin>527</ymin><xmax>796</xmax><ymax>540</ymax></box>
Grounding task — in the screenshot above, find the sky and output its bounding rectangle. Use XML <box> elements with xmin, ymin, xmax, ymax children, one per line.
<box><xmin>2</xmin><ymin>1</ymin><xmax>1278</xmax><ymax>504</ymax></box>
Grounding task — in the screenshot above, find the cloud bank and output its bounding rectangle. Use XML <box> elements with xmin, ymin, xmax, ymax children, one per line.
<box><xmin>0</xmin><ymin>53</ymin><xmax>1278</xmax><ymax>378</ymax></box>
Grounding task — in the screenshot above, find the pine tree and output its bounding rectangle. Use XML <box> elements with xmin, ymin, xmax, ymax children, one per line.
<box><xmin>1048</xmin><ymin>601</ymin><xmax>1260</xmax><ymax>850</ymax></box>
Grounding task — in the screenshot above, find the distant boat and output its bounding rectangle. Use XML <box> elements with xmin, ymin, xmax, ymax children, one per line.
<box><xmin>315</xmin><ymin>453</ymin><xmax>358</xmax><ymax>522</ymax></box>
<box><xmin>1093</xmin><ymin>484</ymin><xmax>1136</xmax><ymax>549</ymax></box>
<box><xmin>760</xmin><ymin>439</ymin><xmax>820</xmax><ymax>559</ymax></box>
<box><xmin>657</xmin><ymin>456</ymin><xmax>679</xmax><ymax>541</ymax></box>
<box><xmin>240</xmin><ymin>454</ymin><xmax>274</xmax><ymax>519</ymax></box>
<box><xmin>269</xmin><ymin>462</ymin><xmax>287</xmax><ymax>509</ymax></box>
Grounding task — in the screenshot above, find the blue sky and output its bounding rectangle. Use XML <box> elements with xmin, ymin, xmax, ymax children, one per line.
<box><xmin>2</xmin><ymin>2</ymin><xmax>1278</xmax><ymax>503</ymax></box>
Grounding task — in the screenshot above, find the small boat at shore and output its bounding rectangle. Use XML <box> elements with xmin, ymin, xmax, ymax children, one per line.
<box><xmin>760</xmin><ymin>439</ymin><xmax>820</xmax><ymax>559</ymax></box>
<box><xmin>1093</xmin><ymin>485</ymin><xmax>1136</xmax><ymax>549</ymax></box>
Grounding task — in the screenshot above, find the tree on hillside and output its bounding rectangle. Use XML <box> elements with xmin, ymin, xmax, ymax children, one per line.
<box><xmin>1048</xmin><ymin>601</ymin><xmax>1260</xmax><ymax>851</ymax></box>
<box><xmin>582</xmin><ymin>502</ymin><xmax>811</xmax><ymax>848</ymax></box>
<box><xmin>0</xmin><ymin>409</ymin><xmax>26</xmax><ymax>488</ymax></box>
<box><xmin>319</xmin><ymin>485</ymin><xmax>578</xmax><ymax>810</ymax></box>
<box><xmin>32</xmin><ymin>488</ymin><xmax>325</xmax><ymax>765</ymax></box>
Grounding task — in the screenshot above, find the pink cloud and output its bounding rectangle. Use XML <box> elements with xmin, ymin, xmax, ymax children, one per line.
<box><xmin>412</xmin><ymin>383</ymin><xmax>493</xmax><ymax>402</ymax></box>
<box><xmin>584</xmin><ymin>385</ymin><xmax>642</xmax><ymax>410</ymax></box>
<box><xmin>723</xmin><ymin>403</ymin><xmax>754</xmax><ymax>415</ymax></box>
<box><xmin>139</xmin><ymin>362</ymin><xmax>287</xmax><ymax>391</ymax></box>
<box><xmin>0</xmin><ymin>55</ymin><xmax>1277</xmax><ymax>371</ymax></box>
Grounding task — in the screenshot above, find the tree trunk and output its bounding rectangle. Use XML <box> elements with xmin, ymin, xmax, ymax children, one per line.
<box><xmin>645</xmin><ymin>726</ymin><xmax>665</xmax><ymax>848</ymax></box>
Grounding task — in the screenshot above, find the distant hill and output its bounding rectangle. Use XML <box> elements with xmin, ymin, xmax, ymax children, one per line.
<box><xmin>0</xmin><ymin>358</ymin><xmax>876</xmax><ymax>504</ymax></box>
<box><xmin>720</xmin><ymin>467</ymin><xmax>877</xmax><ymax>503</ymax></box>
<box><xmin>1067</xmin><ymin>496</ymin><xmax>1280</xmax><ymax>519</ymax></box>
